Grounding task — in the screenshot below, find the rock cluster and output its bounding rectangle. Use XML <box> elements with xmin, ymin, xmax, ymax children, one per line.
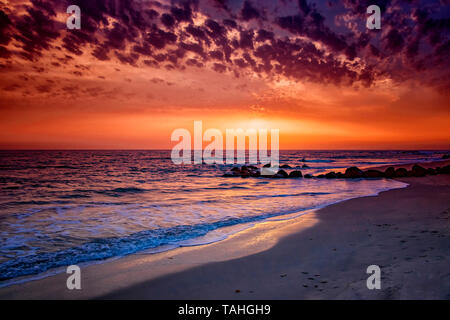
<box><xmin>222</xmin><ymin>163</ymin><xmax>450</xmax><ymax>179</ymax></box>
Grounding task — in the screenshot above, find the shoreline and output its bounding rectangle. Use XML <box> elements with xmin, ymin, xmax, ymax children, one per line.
<box><xmin>0</xmin><ymin>178</ymin><xmax>408</xmax><ymax>291</ymax></box>
<box><xmin>0</xmin><ymin>160</ymin><xmax>449</xmax><ymax>299</ymax></box>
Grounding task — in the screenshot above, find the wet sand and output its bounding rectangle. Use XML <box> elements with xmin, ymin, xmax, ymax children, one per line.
<box><xmin>0</xmin><ymin>161</ymin><xmax>449</xmax><ymax>300</ymax></box>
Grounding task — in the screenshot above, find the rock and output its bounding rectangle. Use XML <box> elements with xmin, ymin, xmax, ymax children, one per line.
<box><xmin>304</xmin><ymin>174</ymin><xmax>313</xmax><ymax>179</ymax></box>
<box><xmin>317</xmin><ymin>174</ymin><xmax>325</xmax><ymax>178</ymax></box>
<box><xmin>442</xmin><ymin>154</ymin><xmax>450</xmax><ymax>159</ymax></box>
<box><xmin>411</xmin><ymin>164</ymin><xmax>427</xmax><ymax>177</ymax></box>
<box><xmin>385</xmin><ymin>167</ymin><xmax>395</xmax><ymax>178</ymax></box>
<box><xmin>325</xmin><ymin>172</ymin><xmax>337</xmax><ymax>179</ymax></box>
<box><xmin>251</xmin><ymin>171</ymin><xmax>261</xmax><ymax>177</ymax></box>
<box><xmin>441</xmin><ymin>165</ymin><xmax>450</xmax><ymax>174</ymax></box>
<box><xmin>344</xmin><ymin>166</ymin><xmax>363</xmax><ymax>178</ymax></box>
<box><xmin>336</xmin><ymin>172</ymin><xmax>345</xmax><ymax>178</ymax></box>
<box><xmin>247</xmin><ymin>165</ymin><xmax>258</xmax><ymax>170</ymax></box>
<box><xmin>280</xmin><ymin>164</ymin><xmax>291</xmax><ymax>169</ymax></box>
<box><xmin>230</xmin><ymin>167</ymin><xmax>240</xmax><ymax>172</ymax></box>
<box><xmin>302</xmin><ymin>164</ymin><xmax>309</xmax><ymax>168</ymax></box>
<box><xmin>289</xmin><ymin>170</ymin><xmax>303</xmax><ymax>178</ymax></box>
<box><xmin>263</xmin><ymin>163</ymin><xmax>271</xmax><ymax>168</ymax></box>
<box><xmin>426</xmin><ymin>168</ymin><xmax>436</xmax><ymax>175</ymax></box>
<box><xmin>240</xmin><ymin>170</ymin><xmax>250</xmax><ymax>178</ymax></box>
<box><xmin>276</xmin><ymin>169</ymin><xmax>289</xmax><ymax>178</ymax></box>
<box><xmin>363</xmin><ymin>170</ymin><xmax>385</xmax><ymax>178</ymax></box>
<box><xmin>240</xmin><ymin>169</ymin><xmax>250</xmax><ymax>176</ymax></box>
<box><xmin>394</xmin><ymin>168</ymin><xmax>408</xmax><ymax>177</ymax></box>
<box><xmin>241</xmin><ymin>165</ymin><xmax>248</xmax><ymax>171</ymax></box>
<box><xmin>436</xmin><ymin>167</ymin><xmax>441</xmax><ymax>174</ymax></box>
<box><xmin>230</xmin><ymin>170</ymin><xmax>241</xmax><ymax>176</ymax></box>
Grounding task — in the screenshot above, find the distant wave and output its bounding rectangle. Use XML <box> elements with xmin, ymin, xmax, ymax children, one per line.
<box><xmin>303</xmin><ymin>159</ymin><xmax>335</xmax><ymax>163</ymax></box>
<box><xmin>95</xmin><ymin>187</ymin><xmax>148</xmax><ymax>196</ymax></box>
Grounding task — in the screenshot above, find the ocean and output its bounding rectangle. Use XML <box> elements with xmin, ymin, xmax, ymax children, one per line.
<box><xmin>0</xmin><ymin>150</ymin><xmax>447</xmax><ymax>284</ymax></box>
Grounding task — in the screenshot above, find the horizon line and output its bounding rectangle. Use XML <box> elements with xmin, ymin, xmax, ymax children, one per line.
<box><xmin>0</xmin><ymin>148</ymin><xmax>449</xmax><ymax>151</ymax></box>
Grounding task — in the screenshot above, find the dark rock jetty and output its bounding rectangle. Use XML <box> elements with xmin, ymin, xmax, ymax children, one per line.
<box><xmin>222</xmin><ymin>163</ymin><xmax>450</xmax><ymax>179</ymax></box>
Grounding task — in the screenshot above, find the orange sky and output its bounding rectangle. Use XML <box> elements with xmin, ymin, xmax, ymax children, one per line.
<box><xmin>0</xmin><ymin>0</ymin><xmax>449</xmax><ymax>150</ymax></box>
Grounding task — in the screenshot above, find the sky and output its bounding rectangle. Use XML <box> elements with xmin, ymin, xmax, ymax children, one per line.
<box><xmin>0</xmin><ymin>0</ymin><xmax>449</xmax><ymax>150</ymax></box>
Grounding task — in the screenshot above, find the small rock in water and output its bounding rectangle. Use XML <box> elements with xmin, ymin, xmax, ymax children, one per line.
<box><xmin>411</xmin><ymin>164</ymin><xmax>427</xmax><ymax>177</ymax></box>
<box><xmin>276</xmin><ymin>169</ymin><xmax>288</xmax><ymax>178</ymax></box>
<box><xmin>325</xmin><ymin>172</ymin><xmax>337</xmax><ymax>179</ymax></box>
<box><xmin>344</xmin><ymin>166</ymin><xmax>363</xmax><ymax>178</ymax></box>
<box><xmin>394</xmin><ymin>168</ymin><xmax>408</xmax><ymax>177</ymax></box>
<box><xmin>289</xmin><ymin>170</ymin><xmax>303</xmax><ymax>178</ymax></box>
<box><xmin>385</xmin><ymin>166</ymin><xmax>395</xmax><ymax>178</ymax></box>
<box><xmin>363</xmin><ymin>170</ymin><xmax>385</xmax><ymax>178</ymax></box>
<box><xmin>441</xmin><ymin>165</ymin><xmax>450</xmax><ymax>174</ymax></box>
<box><xmin>251</xmin><ymin>170</ymin><xmax>261</xmax><ymax>177</ymax></box>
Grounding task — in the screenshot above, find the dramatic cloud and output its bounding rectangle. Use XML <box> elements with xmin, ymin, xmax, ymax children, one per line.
<box><xmin>0</xmin><ymin>0</ymin><xmax>448</xmax><ymax>149</ymax></box>
<box><xmin>0</xmin><ymin>0</ymin><xmax>448</xmax><ymax>90</ymax></box>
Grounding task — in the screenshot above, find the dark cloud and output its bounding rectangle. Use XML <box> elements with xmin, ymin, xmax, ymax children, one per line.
<box><xmin>384</xmin><ymin>28</ymin><xmax>404</xmax><ymax>53</ymax></box>
<box><xmin>255</xmin><ymin>29</ymin><xmax>274</xmax><ymax>42</ymax></box>
<box><xmin>241</xmin><ymin>1</ymin><xmax>260</xmax><ymax>21</ymax></box>
<box><xmin>0</xmin><ymin>45</ymin><xmax>10</xmax><ymax>58</ymax></box>
<box><xmin>170</xmin><ymin>3</ymin><xmax>193</xmax><ymax>23</ymax></box>
<box><xmin>239</xmin><ymin>30</ymin><xmax>254</xmax><ymax>50</ymax></box>
<box><xmin>209</xmin><ymin>50</ymin><xmax>224</xmax><ymax>60</ymax></box>
<box><xmin>0</xmin><ymin>0</ymin><xmax>448</xmax><ymax>90</ymax></box>
<box><xmin>212</xmin><ymin>62</ymin><xmax>227</xmax><ymax>73</ymax></box>
<box><xmin>161</xmin><ymin>13</ymin><xmax>175</xmax><ymax>28</ymax></box>
<box><xmin>0</xmin><ymin>10</ymin><xmax>12</xmax><ymax>45</ymax></box>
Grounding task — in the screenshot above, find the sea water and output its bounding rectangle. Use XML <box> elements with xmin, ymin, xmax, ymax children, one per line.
<box><xmin>0</xmin><ymin>150</ymin><xmax>445</xmax><ymax>283</ymax></box>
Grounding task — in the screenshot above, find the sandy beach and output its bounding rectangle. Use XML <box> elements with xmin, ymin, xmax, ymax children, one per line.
<box><xmin>0</xmin><ymin>160</ymin><xmax>449</xmax><ymax>300</ymax></box>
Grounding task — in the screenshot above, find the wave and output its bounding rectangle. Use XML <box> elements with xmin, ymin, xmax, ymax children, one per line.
<box><xmin>303</xmin><ymin>159</ymin><xmax>335</xmax><ymax>163</ymax></box>
<box><xmin>0</xmin><ymin>180</ymin><xmax>409</xmax><ymax>284</ymax></box>
<box><xmin>4</xmin><ymin>200</ymin><xmax>73</xmax><ymax>206</ymax></box>
<box><xmin>0</xmin><ymin>206</ymin><xmax>316</xmax><ymax>281</ymax></box>
<box><xmin>95</xmin><ymin>187</ymin><xmax>148</xmax><ymax>197</ymax></box>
